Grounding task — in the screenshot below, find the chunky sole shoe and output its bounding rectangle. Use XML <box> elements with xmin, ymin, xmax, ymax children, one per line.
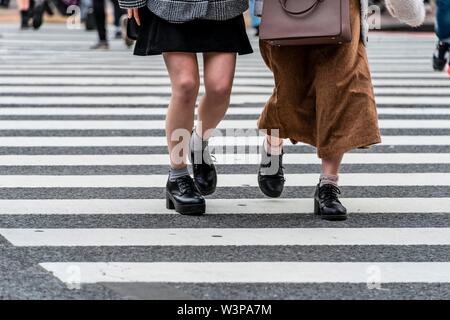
<box><xmin>314</xmin><ymin>199</ymin><xmax>348</xmax><ymax>221</ymax></box>
<box><xmin>258</xmin><ymin>177</ymin><xmax>284</xmax><ymax>198</ymax></box>
<box><xmin>166</xmin><ymin>192</ymin><xmax>205</xmax><ymax>216</ymax></box>
<box><xmin>257</xmin><ymin>150</ymin><xmax>285</xmax><ymax>198</ymax></box>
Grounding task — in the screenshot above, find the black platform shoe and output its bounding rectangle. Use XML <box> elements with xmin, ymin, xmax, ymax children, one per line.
<box><xmin>166</xmin><ymin>175</ymin><xmax>205</xmax><ymax>216</ymax></box>
<box><xmin>189</xmin><ymin>133</ymin><xmax>217</xmax><ymax>196</ymax></box>
<box><xmin>314</xmin><ymin>184</ymin><xmax>347</xmax><ymax>221</ymax></box>
<box><xmin>433</xmin><ymin>41</ymin><xmax>450</xmax><ymax>71</ymax></box>
<box><xmin>258</xmin><ymin>150</ymin><xmax>285</xmax><ymax>198</ymax></box>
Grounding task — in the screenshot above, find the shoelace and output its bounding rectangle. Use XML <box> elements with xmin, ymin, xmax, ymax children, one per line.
<box><xmin>177</xmin><ymin>176</ymin><xmax>196</xmax><ymax>195</ymax></box>
<box><xmin>261</xmin><ymin>153</ymin><xmax>285</xmax><ymax>178</ymax></box>
<box><xmin>319</xmin><ymin>184</ymin><xmax>341</xmax><ymax>204</ymax></box>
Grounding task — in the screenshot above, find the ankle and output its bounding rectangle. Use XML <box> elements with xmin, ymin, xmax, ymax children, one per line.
<box><xmin>169</xmin><ymin>166</ymin><xmax>190</xmax><ymax>182</ymax></box>
<box><xmin>319</xmin><ymin>174</ymin><xmax>339</xmax><ymax>187</ymax></box>
<box><xmin>264</xmin><ymin>137</ymin><xmax>283</xmax><ymax>156</ymax></box>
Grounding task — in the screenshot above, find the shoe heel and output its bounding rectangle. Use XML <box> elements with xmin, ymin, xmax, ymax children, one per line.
<box><xmin>166</xmin><ymin>195</ymin><xmax>175</xmax><ymax>210</ymax></box>
<box><xmin>314</xmin><ymin>199</ymin><xmax>320</xmax><ymax>215</ymax></box>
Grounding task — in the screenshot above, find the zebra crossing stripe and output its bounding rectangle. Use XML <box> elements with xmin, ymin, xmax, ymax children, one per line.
<box><xmin>0</xmin><ymin>120</ymin><xmax>448</xmax><ymax>130</ymax></box>
<box><xmin>1</xmin><ymin>107</ymin><xmax>449</xmax><ymax>116</ymax></box>
<box><xmin>2</xmin><ymin>87</ymin><xmax>450</xmax><ymax>96</ymax></box>
<box><xmin>1</xmin><ymin>78</ymin><xmax>449</xmax><ymax>87</ymax></box>
<box><xmin>0</xmin><ymin>173</ymin><xmax>448</xmax><ymax>188</ymax></box>
<box><xmin>0</xmin><ymin>136</ymin><xmax>446</xmax><ymax>147</ymax></box>
<box><xmin>0</xmin><ymin>198</ymin><xmax>448</xmax><ymax>215</ymax></box>
<box><xmin>39</xmin><ymin>262</ymin><xmax>450</xmax><ymax>284</ymax></box>
<box><xmin>2</xmin><ymin>96</ymin><xmax>450</xmax><ymax>105</ymax></box>
<box><xmin>0</xmin><ymin>153</ymin><xmax>449</xmax><ymax>166</ymax></box>
<box><xmin>1</xmin><ymin>70</ymin><xmax>447</xmax><ymax>78</ymax></box>
<box><xmin>2</xmin><ymin>228</ymin><xmax>450</xmax><ymax>246</ymax></box>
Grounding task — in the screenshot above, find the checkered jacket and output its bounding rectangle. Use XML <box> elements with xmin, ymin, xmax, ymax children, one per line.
<box><xmin>118</xmin><ymin>0</ymin><xmax>249</xmax><ymax>23</ymax></box>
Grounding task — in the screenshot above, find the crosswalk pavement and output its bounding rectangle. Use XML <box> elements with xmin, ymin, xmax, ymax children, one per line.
<box><xmin>0</xmin><ymin>23</ymin><xmax>450</xmax><ymax>299</ymax></box>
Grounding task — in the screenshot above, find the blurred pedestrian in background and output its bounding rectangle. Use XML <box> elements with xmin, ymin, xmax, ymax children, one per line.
<box><xmin>0</xmin><ymin>0</ymin><xmax>10</xmax><ymax>8</ymax></box>
<box><xmin>17</xmin><ymin>0</ymin><xmax>32</xmax><ymax>29</ymax></box>
<box><xmin>433</xmin><ymin>0</ymin><xmax>450</xmax><ymax>72</ymax></box>
<box><xmin>249</xmin><ymin>0</ymin><xmax>261</xmax><ymax>36</ymax></box>
<box><xmin>90</xmin><ymin>0</ymin><xmax>125</xmax><ymax>49</ymax></box>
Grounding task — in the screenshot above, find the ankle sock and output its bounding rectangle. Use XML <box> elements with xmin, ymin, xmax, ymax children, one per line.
<box><xmin>190</xmin><ymin>128</ymin><xmax>212</xmax><ymax>164</ymax></box>
<box><xmin>169</xmin><ymin>166</ymin><xmax>190</xmax><ymax>182</ymax></box>
<box><xmin>320</xmin><ymin>174</ymin><xmax>339</xmax><ymax>187</ymax></box>
<box><xmin>260</xmin><ymin>139</ymin><xmax>283</xmax><ymax>176</ymax></box>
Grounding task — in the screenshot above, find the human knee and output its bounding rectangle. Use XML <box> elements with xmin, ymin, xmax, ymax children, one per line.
<box><xmin>206</xmin><ymin>81</ymin><xmax>233</xmax><ymax>102</ymax></box>
<box><xmin>172</xmin><ymin>77</ymin><xmax>200</xmax><ymax>104</ymax></box>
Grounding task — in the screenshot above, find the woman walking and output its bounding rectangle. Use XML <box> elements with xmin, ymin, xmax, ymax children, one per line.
<box><xmin>255</xmin><ymin>0</ymin><xmax>425</xmax><ymax>221</ymax></box>
<box><xmin>118</xmin><ymin>0</ymin><xmax>252</xmax><ymax>215</ymax></box>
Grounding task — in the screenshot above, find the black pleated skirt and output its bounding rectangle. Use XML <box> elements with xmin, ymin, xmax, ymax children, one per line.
<box><xmin>134</xmin><ymin>7</ymin><xmax>254</xmax><ymax>56</ymax></box>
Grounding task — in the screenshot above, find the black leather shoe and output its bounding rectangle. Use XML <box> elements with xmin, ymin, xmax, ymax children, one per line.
<box><xmin>314</xmin><ymin>184</ymin><xmax>347</xmax><ymax>221</ymax></box>
<box><xmin>166</xmin><ymin>175</ymin><xmax>205</xmax><ymax>216</ymax></box>
<box><xmin>32</xmin><ymin>1</ymin><xmax>45</xmax><ymax>30</ymax></box>
<box><xmin>433</xmin><ymin>41</ymin><xmax>449</xmax><ymax>71</ymax></box>
<box><xmin>258</xmin><ymin>150</ymin><xmax>285</xmax><ymax>198</ymax></box>
<box><xmin>189</xmin><ymin>134</ymin><xmax>217</xmax><ymax>196</ymax></box>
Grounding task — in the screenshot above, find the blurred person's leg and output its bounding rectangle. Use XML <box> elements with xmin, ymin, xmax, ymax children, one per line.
<box><xmin>91</xmin><ymin>0</ymin><xmax>109</xmax><ymax>49</ymax></box>
<box><xmin>0</xmin><ymin>0</ymin><xmax>11</xmax><ymax>8</ymax></box>
<box><xmin>18</xmin><ymin>0</ymin><xmax>31</xmax><ymax>29</ymax></box>
<box><xmin>248</xmin><ymin>0</ymin><xmax>261</xmax><ymax>36</ymax></box>
<box><xmin>32</xmin><ymin>0</ymin><xmax>46</xmax><ymax>30</ymax></box>
<box><xmin>433</xmin><ymin>0</ymin><xmax>450</xmax><ymax>71</ymax></box>
<box><xmin>111</xmin><ymin>0</ymin><xmax>125</xmax><ymax>38</ymax></box>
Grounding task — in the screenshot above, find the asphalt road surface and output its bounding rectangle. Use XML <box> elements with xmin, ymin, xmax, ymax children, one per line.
<box><xmin>0</xmin><ymin>23</ymin><xmax>449</xmax><ymax>300</ymax></box>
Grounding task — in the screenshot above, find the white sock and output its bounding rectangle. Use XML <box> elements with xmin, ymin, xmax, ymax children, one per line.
<box><xmin>319</xmin><ymin>174</ymin><xmax>339</xmax><ymax>187</ymax></box>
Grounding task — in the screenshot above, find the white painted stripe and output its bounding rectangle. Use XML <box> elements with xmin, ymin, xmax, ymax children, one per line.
<box><xmin>0</xmin><ymin>86</ymin><xmax>273</xmax><ymax>95</ymax></box>
<box><xmin>1</xmin><ymin>70</ymin><xmax>446</xmax><ymax>78</ymax></box>
<box><xmin>0</xmin><ymin>107</ymin><xmax>449</xmax><ymax>116</ymax></box>
<box><xmin>39</xmin><ymin>262</ymin><xmax>450</xmax><ymax>284</ymax></box>
<box><xmin>1</xmin><ymin>95</ymin><xmax>450</xmax><ymax>105</ymax></box>
<box><xmin>0</xmin><ymin>70</ymin><xmax>274</xmax><ymax>77</ymax></box>
<box><xmin>0</xmin><ymin>63</ymin><xmax>435</xmax><ymax>71</ymax></box>
<box><xmin>1</xmin><ymin>78</ymin><xmax>448</xmax><ymax>87</ymax></box>
<box><xmin>0</xmin><ymin>119</ymin><xmax>448</xmax><ymax>130</ymax></box>
<box><xmin>0</xmin><ymin>78</ymin><xmax>275</xmax><ymax>86</ymax></box>
<box><xmin>2</xmin><ymin>86</ymin><xmax>450</xmax><ymax>96</ymax></box>
<box><xmin>0</xmin><ymin>173</ymin><xmax>448</xmax><ymax>188</ymax></box>
<box><xmin>0</xmin><ymin>153</ymin><xmax>449</xmax><ymax>166</ymax></box>
<box><xmin>0</xmin><ymin>136</ymin><xmax>446</xmax><ymax>147</ymax></box>
<box><xmin>3</xmin><ymin>228</ymin><xmax>450</xmax><ymax>246</ymax></box>
<box><xmin>0</xmin><ymin>198</ymin><xmax>448</xmax><ymax>215</ymax></box>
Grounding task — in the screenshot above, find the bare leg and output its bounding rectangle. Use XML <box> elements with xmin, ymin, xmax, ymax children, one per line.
<box><xmin>163</xmin><ymin>52</ymin><xmax>200</xmax><ymax>169</ymax></box>
<box><xmin>18</xmin><ymin>0</ymin><xmax>29</xmax><ymax>10</ymax></box>
<box><xmin>196</xmin><ymin>52</ymin><xmax>237</xmax><ymax>139</ymax></box>
<box><xmin>321</xmin><ymin>154</ymin><xmax>344</xmax><ymax>176</ymax></box>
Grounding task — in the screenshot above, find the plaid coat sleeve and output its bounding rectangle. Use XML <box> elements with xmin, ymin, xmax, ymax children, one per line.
<box><xmin>118</xmin><ymin>0</ymin><xmax>147</xmax><ymax>9</ymax></box>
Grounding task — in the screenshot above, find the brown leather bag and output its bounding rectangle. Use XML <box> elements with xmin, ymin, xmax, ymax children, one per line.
<box><xmin>260</xmin><ymin>0</ymin><xmax>352</xmax><ymax>46</ymax></box>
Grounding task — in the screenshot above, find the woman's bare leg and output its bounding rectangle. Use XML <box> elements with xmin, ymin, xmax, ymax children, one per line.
<box><xmin>163</xmin><ymin>52</ymin><xmax>200</xmax><ymax>169</ymax></box>
<box><xmin>17</xmin><ymin>0</ymin><xmax>29</xmax><ymax>10</ymax></box>
<box><xmin>321</xmin><ymin>154</ymin><xmax>344</xmax><ymax>176</ymax></box>
<box><xmin>196</xmin><ymin>52</ymin><xmax>237</xmax><ymax>139</ymax></box>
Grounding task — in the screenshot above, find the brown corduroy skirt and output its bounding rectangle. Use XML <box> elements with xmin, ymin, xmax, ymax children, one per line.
<box><xmin>257</xmin><ymin>0</ymin><xmax>382</xmax><ymax>159</ymax></box>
